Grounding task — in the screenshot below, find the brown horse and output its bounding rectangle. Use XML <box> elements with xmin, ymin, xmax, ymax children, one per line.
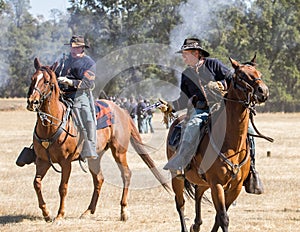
<box><xmin>26</xmin><ymin>58</ymin><xmax>169</xmax><ymax>222</ymax></box>
<box><xmin>166</xmin><ymin>55</ymin><xmax>269</xmax><ymax>232</ymax></box>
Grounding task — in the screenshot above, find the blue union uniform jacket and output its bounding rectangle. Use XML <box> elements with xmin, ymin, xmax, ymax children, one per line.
<box><xmin>56</xmin><ymin>54</ymin><xmax>96</xmax><ymax>100</ymax></box>
<box><xmin>172</xmin><ymin>58</ymin><xmax>232</xmax><ymax>111</ymax></box>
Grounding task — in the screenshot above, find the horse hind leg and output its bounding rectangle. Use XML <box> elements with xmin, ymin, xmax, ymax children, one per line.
<box><xmin>119</xmin><ymin>160</ymin><xmax>131</xmax><ymax>221</ymax></box>
<box><xmin>111</xmin><ymin>148</ymin><xmax>132</xmax><ymax>221</ymax></box>
<box><xmin>80</xmin><ymin>153</ymin><xmax>105</xmax><ymax>219</ymax></box>
<box><xmin>190</xmin><ymin>185</ymin><xmax>209</xmax><ymax>232</ymax></box>
<box><xmin>172</xmin><ymin>178</ymin><xmax>189</xmax><ymax>232</ymax></box>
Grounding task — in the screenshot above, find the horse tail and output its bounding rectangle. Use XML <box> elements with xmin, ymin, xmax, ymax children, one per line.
<box><xmin>184</xmin><ymin>179</ymin><xmax>212</xmax><ymax>204</ymax></box>
<box><xmin>128</xmin><ymin>117</ymin><xmax>171</xmax><ymax>193</ymax></box>
<box><xmin>184</xmin><ymin>179</ymin><xmax>195</xmax><ymax>200</ymax></box>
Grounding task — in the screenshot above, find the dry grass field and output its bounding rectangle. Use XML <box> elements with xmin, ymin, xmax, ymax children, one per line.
<box><xmin>0</xmin><ymin>98</ymin><xmax>299</xmax><ymax>232</ymax></box>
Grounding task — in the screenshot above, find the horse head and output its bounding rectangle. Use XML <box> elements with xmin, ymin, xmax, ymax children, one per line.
<box><xmin>229</xmin><ymin>54</ymin><xmax>269</xmax><ymax>105</ymax></box>
<box><xmin>27</xmin><ymin>58</ymin><xmax>59</xmax><ymax>111</ymax></box>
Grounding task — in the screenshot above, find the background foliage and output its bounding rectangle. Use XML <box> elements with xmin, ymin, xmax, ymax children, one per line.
<box><xmin>0</xmin><ymin>0</ymin><xmax>299</xmax><ymax>112</ymax></box>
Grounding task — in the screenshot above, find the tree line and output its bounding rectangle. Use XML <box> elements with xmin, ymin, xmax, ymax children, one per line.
<box><xmin>0</xmin><ymin>0</ymin><xmax>299</xmax><ymax>112</ymax></box>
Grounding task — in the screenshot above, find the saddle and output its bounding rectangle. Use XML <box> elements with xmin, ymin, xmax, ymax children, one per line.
<box><xmin>95</xmin><ymin>100</ymin><xmax>115</xmax><ymax>129</ymax></box>
<box><xmin>168</xmin><ymin>101</ymin><xmax>224</xmax><ymax>152</ymax></box>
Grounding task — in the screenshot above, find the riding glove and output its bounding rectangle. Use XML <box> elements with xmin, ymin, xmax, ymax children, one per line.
<box><xmin>207</xmin><ymin>81</ymin><xmax>226</xmax><ymax>95</ymax></box>
<box><xmin>57</xmin><ymin>76</ymin><xmax>74</xmax><ymax>86</ymax></box>
<box><xmin>158</xmin><ymin>98</ymin><xmax>173</xmax><ymax>113</ymax></box>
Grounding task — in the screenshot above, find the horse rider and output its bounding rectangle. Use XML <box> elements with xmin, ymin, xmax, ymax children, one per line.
<box><xmin>16</xmin><ymin>35</ymin><xmax>98</xmax><ymax>167</ymax></box>
<box><xmin>56</xmin><ymin>35</ymin><xmax>98</xmax><ymax>160</ymax></box>
<box><xmin>159</xmin><ymin>37</ymin><xmax>264</xmax><ymax>194</ymax></box>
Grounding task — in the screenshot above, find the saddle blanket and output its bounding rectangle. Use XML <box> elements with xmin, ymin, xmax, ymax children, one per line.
<box><xmin>95</xmin><ymin>100</ymin><xmax>114</xmax><ymax>129</ymax></box>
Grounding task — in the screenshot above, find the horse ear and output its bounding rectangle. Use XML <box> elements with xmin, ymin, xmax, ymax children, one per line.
<box><xmin>250</xmin><ymin>52</ymin><xmax>257</xmax><ymax>64</ymax></box>
<box><xmin>50</xmin><ymin>62</ymin><xmax>58</xmax><ymax>71</ymax></box>
<box><xmin>229</xmin><ymin>57</ymin><xmax>239</xmax><ymax>69</ymax></box>
<box><xmin>34</xmin><ymin>58</ymin><xmax>41</xmax><ymax>70</ymax></box>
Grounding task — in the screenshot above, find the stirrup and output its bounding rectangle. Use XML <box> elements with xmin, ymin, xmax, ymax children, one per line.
<box><xmin>170</xmin><ymin>170</ymin><xmax>185</xmax><ymax>180</ymax></box>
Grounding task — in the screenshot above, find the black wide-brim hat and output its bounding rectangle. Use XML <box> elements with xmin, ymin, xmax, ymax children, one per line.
<box><xmin>64</xmin><ymin>35</ymin><xmax>90</xmax><ymax>48</ymax></box>
<box><xmin>176</xmin><ymin>37</ymin><xmax>210</xmax><ymax>57</ymax></box>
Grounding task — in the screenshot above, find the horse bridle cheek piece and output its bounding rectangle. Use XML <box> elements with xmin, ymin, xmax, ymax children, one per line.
<box><xmin>29</xmin><ymin>71</ymin><xmax>54</xmax><ymax>112</ymax></box>
<box><xmin>233</xmin><ymin>68</ymin><xmax>261</xmax><ymax>107</ymax></box>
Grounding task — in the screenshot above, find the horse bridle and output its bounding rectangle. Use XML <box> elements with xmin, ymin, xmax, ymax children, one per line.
<box><xmin>231</xmin><ymin>65</ymin><xmax>262</xmax><ymax>106</ymax></box>
<box><xmin>29</xmin><ymin>68</ymin><xmax>54</xmax><ymax>110</ymax></box>
<box><xmin>28</xmin><ymin>68</ymin><xmax>66</xmax><ymax>127</ymax></box>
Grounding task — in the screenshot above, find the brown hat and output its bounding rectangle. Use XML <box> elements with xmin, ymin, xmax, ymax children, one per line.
<box><xmin>176</xmin><ymin>37</ymin><xmax>210</xmax><ymax>57</ymax></box>
<box><xmin>64</xmin><ymin>35</ymin><xmax>90</xmax><ymax>48</ymax></box>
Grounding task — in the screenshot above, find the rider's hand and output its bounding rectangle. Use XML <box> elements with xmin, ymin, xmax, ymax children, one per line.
<box><xmin>158</xmin><ymin>98</ymin><xmax>173</xmax><ymax>113</ymax></box>
<box><xmin>207</xmin><ymin>81</ymin><xmax>226</xmax><ymax>95</ymax></box>
<box><xmin>216</xmin><ymin>81</ymin><xmax>225</xmax><ymax>91</ymax></box>
<box><xmin>57</xmin><ymin>76</ymin><xmax>73</xmax><ymax>86</ymax></box>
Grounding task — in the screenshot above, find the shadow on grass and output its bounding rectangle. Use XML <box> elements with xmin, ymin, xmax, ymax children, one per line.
<box><xmin>0</xmin><ymin>214</ymin><xmax>42</xmax><ymax>225</ymax></box>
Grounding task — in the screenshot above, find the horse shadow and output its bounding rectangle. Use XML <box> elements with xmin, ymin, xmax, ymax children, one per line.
<box><xmin>0</xmin><ymin>215</ymin><xmax>41</xmax><ymax>225</ymax></box>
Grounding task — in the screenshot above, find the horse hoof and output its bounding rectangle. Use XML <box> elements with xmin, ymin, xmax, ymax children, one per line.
<box><xmin>120</xmin><ymin>209</ymin><xmax>130</xmax><ymax>221</ymax></box>
<box><xmin>44</xmin><ymin>216</ymin><xmax>52</xmax><ymax>223</ymax></box>
<box><xmin>52</xmin><ymin>219</ymin><xmax>63</xmax><ymax>226</ymax></box>
<box><xmin>120</xmin><ymin>206</ymin><xmax>130</xmax><ymax>221</ymax></box>
<box><xmin>120</xmin><ymin>212</ymin><xmax>129</xmax><ymax>221</ymax></box>
<box><xmin>190</xmin><ymin>224</ymin><xmax>200</xmax><ymax>232</ymax></box>
<box><xmin>53</xmin><ymin>215</ymin><xmax>64</xmax><ymax>224</ymax></box>
<box><xmin>80</xmin><ymin>210</ymin><xmax>92</xmax><ymax>219</ymax></box>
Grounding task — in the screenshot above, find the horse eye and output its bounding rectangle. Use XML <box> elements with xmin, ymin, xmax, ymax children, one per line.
<box><xmin>45</xmin><ymin>80</ymin><xmax>49</xmax><ymax>84</ymax></box>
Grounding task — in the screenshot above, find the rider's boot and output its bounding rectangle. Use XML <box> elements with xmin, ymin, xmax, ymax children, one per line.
<box><xmin>244</xmin><ymin>136</ymin><xmax>264</xmax><ymax>194</ymax></box>
<box><xmin>86</xmin><ymin>121</ymin><xmax>97</xmax><ymax>148</ymax></box>
<box><xmin>73</xmin><ymin>108</ymin><xmax>98</xmax><ymax>160</ymax></box>
<box><xmin>80</xmin><ymin>121</ymin><xmax>98</xmax><ymax>160</ymax></box>
<box><xmin>163</xmin><ymin>141</ymin><xmax>195</xmax><ymax>180</ymax></box>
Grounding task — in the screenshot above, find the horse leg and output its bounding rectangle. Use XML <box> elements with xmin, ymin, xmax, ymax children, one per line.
<box><xmin>80</xmin><ymin>152</ymin><xmax>105</xmax><ymax>218</ymax></box>
<box><xmin>190</xmin><ymin>185</ymin><xmax>209</xmax><ymax>232</ymax></box>
<box><xmin>55</xmin><ymin>160</ymin><xmax>71</xmax><ymax>221</ymax></box>
<box><xmin>33</xmin><ymin>159</ymin><xmax>51</xmax><ymax>222</ymax></box>
<box><xmin>210</xmin><ymin>183</ymin><xmax>229</xmax><ymax>232</ymax></box>
<box><xmin>172</xmin><ymin>177</ymin><xmax>189</xmax><ymax>232</ymax></box>
<box><xmin>111</xmin><ymin>148</ymin><xmax>132</xmax><ymax>221</ymax></box>
<box><xmin>225</xmin><ymin>184</ymin><xmax>243</xmax><ymax>210</ymax></box>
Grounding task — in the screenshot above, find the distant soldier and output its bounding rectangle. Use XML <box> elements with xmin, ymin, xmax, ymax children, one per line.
<box><xmin>137</xmin><ymin>96</ymin><xmax>148</xmax><ymax>133</ymax></box>
<box><xmin>145</xmin><ymin>100</ymin><xmax>154</xmax><ymax>133</ymax></box>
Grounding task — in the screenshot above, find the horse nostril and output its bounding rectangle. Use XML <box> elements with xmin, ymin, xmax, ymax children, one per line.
<box><xmin>258</xmin><ymin>86</ymin><xmax>263</xmax><ymax>93</ymax></box>
<box><xmin>33</xmin><ymin>100</ymin><xmax>39</xmax><ymax>105</ymax></box>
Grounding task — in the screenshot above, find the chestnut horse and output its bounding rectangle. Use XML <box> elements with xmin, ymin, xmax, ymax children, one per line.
<box><xmin>166</xmin><ymin>55</ymin><xmax>269</xmax><ymax>232</ymax></box>
<box><xmin>26</xmin><ymin>58</ymin><xmax>169</xmax><ymax>222</ymax></box>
